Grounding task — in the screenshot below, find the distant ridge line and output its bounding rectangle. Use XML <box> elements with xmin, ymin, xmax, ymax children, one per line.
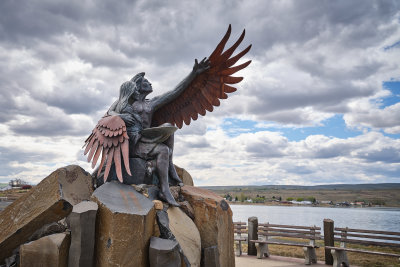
<box><xmin>200</xmin><ymin>183</ymin><xmax>400</xmax><ymax>190</ymax></box>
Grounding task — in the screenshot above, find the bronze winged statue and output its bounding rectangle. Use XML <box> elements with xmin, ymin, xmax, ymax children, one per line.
<box><xmin>83</xmin><ymin>25</ymin><xmax>251</xmax><ymax>206</ymax></box>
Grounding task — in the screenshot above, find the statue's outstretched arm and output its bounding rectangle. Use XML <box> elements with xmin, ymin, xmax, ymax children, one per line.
<box><xmin>151</xmin><ymin>58</ymin><xmax>210</xmax><ymax>111</ymax></box>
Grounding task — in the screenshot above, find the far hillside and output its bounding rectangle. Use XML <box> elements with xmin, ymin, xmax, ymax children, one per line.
<box><xmin>202</xmin><ymin>183</ymin><xmax>400</xmax><ymax>207</ymax></box>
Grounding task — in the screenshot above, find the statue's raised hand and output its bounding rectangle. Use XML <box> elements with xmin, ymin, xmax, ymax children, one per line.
<box><xmin>192</xmin><ymin>57</ymin><xmax>210</xmax><ymax>75</ymax></box>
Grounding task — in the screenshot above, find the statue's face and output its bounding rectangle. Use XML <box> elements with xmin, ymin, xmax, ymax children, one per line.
<box><xmin>139</xmin><ymin>78</ymin><xmax>153</xmax><ymax>94</ymax></box>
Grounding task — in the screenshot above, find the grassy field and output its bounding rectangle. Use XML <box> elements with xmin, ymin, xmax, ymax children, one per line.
<box><xmin>236</xmin><ymin>238</ymin><xmax>400</xmax><ymax>267</ymax></box>
<box><xmin>206</xmin><ymin>184</ymin><xmax>400</xmax><ymax>207</ymax></box>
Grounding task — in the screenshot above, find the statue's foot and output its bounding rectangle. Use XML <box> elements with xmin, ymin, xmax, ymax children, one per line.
<box><xmin>169</xmin><ymin>164</ymin><xmax>183</xmax><ymax>185</ymax></box>
<box><xmin>159</xmin><ymin>189</ymin><xmax>180</xmax><ymax>207</ymax></box>
<box><xmin>170</xmin><ymin>175</ymin><xmax>183</xmax><ymax>186</ymax></box>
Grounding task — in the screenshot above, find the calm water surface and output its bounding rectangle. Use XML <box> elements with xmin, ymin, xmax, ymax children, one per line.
<box><xmin>231</xmin><ymin>205</ymin><xmax>400</xmax><ymax>232</ymax></box>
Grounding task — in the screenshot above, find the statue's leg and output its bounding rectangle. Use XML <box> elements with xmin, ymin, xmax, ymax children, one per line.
<box><xmin>149</xmin><ymin>144</ymin><xmax>180</xmax><ymax>207</ymax></box>
<box><xmin>164</xmin><ymin>134</ymin><xmax>183</xmax><ymax>185</ymax></box>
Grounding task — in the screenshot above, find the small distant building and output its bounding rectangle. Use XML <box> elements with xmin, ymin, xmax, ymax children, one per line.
<box><xmin>336</xmin><ymin>202</ymin><xmax>350</xmax><ymax>207</ymax></box>
<box><xmin>8</xmin><ymin>179</ymin><xmax>30</xmax><ymax>189</ymax></box>
<box><xmin>291</xmin><ymin>200</ymin><xmax>312</xmax><ymax>205</ymax></box>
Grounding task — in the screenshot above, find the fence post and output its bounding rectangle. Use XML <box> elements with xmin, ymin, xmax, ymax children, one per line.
<box><xmin>323</xmin><ymin>218</ymin><xmax>334</xmax><ymax>265</ymax></box>
<box><xmin>248</xmin><ymin>216</ymin><xmax>258</xmax><ymax>256</ymax></box>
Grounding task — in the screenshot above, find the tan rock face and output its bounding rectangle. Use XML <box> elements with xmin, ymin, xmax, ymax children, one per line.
<box><xmin>91</xmin><ymin>181</ymin><xmax>155</xmax><ymax>267</ymax></box>
<box><xmin>167</xmin><ymin>207</ymin><xmax>201</xmax><ymax>267</ymax></box>
<box><xmin>58</xmin><ymin>165</ymin><xmax>94</xmax><ymax>205</ymax></box>
<box><xmin>0</xmin><ymin>165</ymin><xmax>93</xmax><ymax>263</ymax></box>
<box><xmin>181</xmin><ymin>186</ymin><xmax>234</xmax><ymax>267</ymax></box>
<box><xmin>178</xmin><ymin>200</ymin><xmax>195</xmax><ymax>220</ymax></box>
<box><xmin>174</xmin><ymin>165</ymin><xmax>194</xmax><ymax>186</ymax></box>
<box><xmin>19</xmin><ymin>232</ymin><xmax>71</xmax><ymax>267</ymax></box>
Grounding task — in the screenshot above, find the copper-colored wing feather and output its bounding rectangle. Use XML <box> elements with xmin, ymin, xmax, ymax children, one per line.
<box><xmin>152</xmin><ymin>25</ymin><xmax>251</xmax><ymax>128</ymax></box>
<box><xmin>83</xmin><ymin>115</ymin><xmax>131</xmax><ymax>182</ymax></box>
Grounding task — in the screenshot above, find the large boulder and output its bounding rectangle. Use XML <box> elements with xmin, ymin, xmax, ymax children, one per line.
<box><xmin>181</xmin><ymin>186</ymin><xmax>234</xmax><ymax>267</ymax></box>
<box><xmin>67</xmin><ymin>201</ymin><xmax>98</xmax><ymax>267</ymax></box>
<box><xmin>91</xmin><ymin>181</ymin><xmax>155</xmax><ymax>267</ymax></box>
<box><xmin>167</xmin><ymin>206</ymin><xmax>201</xmax><ymax>267</ymax></box>
<box><xmin>174</xmin><ymin>165</ymin><xmax>194</xmax><ymax>186</ymax></box>
<box><xmin>19</xmin><ymin>232</ymin><xmax>70</xmax><ymax>267</ymax></box>
<box><xmin>0</xmin><ymin>165</ymin><xmax>93</xmax><ymax>263</ymax></box>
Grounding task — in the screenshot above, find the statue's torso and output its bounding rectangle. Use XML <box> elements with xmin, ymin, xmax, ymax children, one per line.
<box><xmin>132</xmin><ymin>100</ymin><xmax>152</xmax><ymax>128</ymax></box>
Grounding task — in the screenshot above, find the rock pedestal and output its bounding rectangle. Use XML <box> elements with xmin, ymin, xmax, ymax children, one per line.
<box><xmin>0</xmin><ymin>165</ymin><xmax>93</xmax><ymax>263</ymax></box>
<box><xmin>149</xmin><ymin>236</ymin><xmax>180</xmax><ymax>267</ymax></box>
<box><xmin>67</xmin><ymin>201</ymin><xmax>98</xmax><ymax>267</ymax></box>
<box><xmin>181</xmin><ymin>186</ymin><xmax>234</xmax><ymax>267</ymax></box>
<box><xmin>91</xmin><ymin>181</ymin><xmax>155</xmax><ymax>267</ymax></box>
<box><xmin>167</xmin><ymin>207</ymin><xmax>201</xmax><ymax>267</ymax></box>
<box><xmin>19</xmin><ymin>233</ymin><xmax>70</xmax><ymax>267</ymax></box>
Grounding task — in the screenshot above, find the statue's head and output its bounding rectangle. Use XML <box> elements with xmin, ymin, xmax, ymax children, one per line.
<box><xmin>119</xmin><ymin>80</ymin><xmax>136</xmax><ymax>105</ymax></box>
<box><xmin>131</xmin><ymin>72</ymin><xmax>153</xmax><ymax>96</ymax></box>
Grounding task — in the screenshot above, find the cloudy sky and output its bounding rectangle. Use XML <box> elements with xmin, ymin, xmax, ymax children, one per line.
<box><xmin>0</xmin><ymin>0</ymin><xmax>399</xmax><ymax>186</ymax></box>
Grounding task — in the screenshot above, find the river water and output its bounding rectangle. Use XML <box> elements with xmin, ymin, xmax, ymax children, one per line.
<box><xmin>231</xmin><ymin>205</ymin><xmax>400</xmax><ymax>232</ymax></box>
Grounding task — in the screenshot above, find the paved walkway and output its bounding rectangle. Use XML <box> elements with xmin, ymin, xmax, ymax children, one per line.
<box><xmin>235</xmin><ymin>254</ymin><xmax>327</xmax><ymax>267</ymax></box>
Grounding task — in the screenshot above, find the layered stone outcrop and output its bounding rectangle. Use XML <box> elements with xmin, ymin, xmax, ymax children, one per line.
<box><xmin>167</xmin><ymin>206</ymin><xmax>201</xmax><ymax>267</ymax></box>
<box><xmin>19</xmin><ymin>233</ymin><xmax>70</xmax><ymax>267</ymax></box>
<box><xmin>91</xmin><ymin>181</ymin><xmax>155</xmax><ymax>267</ymax></box>
<box><xmin>0</xmin><ymin>165</ymin><xmax>93</xmax><ymax>263</ymax></box>
<box><xmin>181</xmin><ymin>185</ymin><xmax>234</xmax><ymax>267</ymax></box>
<box><xmin>0</xmin><ymin>164</ymin><xmax>235</xmax><ymax>267</ymax></box>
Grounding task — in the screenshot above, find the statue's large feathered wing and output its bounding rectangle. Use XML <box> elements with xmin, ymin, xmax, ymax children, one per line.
<box><xmin>83</xmin><ymin>115</ymin><xmax>131</xmax><ymax>182</ymax></box>
<box><xmin>151</xmin><ymin>25</ymin><xmax>252</xmax><ymax>128</ymax></box>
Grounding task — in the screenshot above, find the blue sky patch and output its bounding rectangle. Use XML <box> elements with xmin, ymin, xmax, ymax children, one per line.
<box><xmin>383</xmin><ymin>40</ymin><xmax>400</xmax><ymax>50</ymax></box>
<box><xmin>381</xmin><ymin>81</ymin><xmax>400</xmax><ymax>108</ymax></box>
<box><xmin>274</xmin><ymin>115</ymin><xmax>363</xmax><ymax>141</ymax></box>
<box><xmin>222</xmin><ymin>115</ymin><xmax>364</xmax><ymax>141</ymax></box>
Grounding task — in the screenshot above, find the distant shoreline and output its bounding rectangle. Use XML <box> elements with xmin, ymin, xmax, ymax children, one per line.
<box><xmin>227</xmin><ymin>202</ymin><xmax>400</xmax><ymax>208</ymax></box>
<box><xmin>205</xmin><ymin>184</ymin><xmax>400</xmax><ymax>208</ymax></box>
